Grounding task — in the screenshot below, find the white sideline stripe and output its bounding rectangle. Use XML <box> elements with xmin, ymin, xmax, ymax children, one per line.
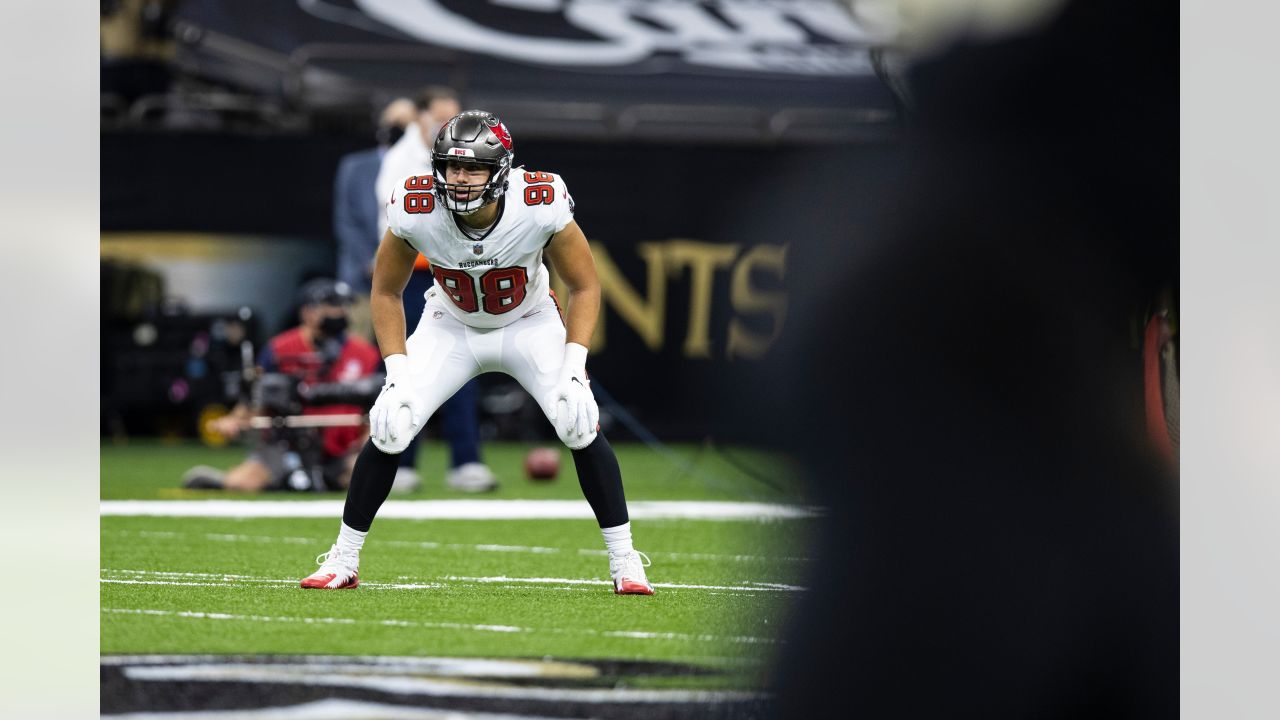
<box><xmin>102</xmin><ymin>568</ymin><xmax>805</xmax><ymax>593</ymax></box>
<box><xmin>101</xmin><ymin>653</ymin><xmax>765</xmax><ymax>669</ymax></box>
<box><xmin>100</xmin><ymin>655</ymin><xmax>602</xmax><ymax>677</ymax></box>
<box><xmin>101</xmin><ymin>697</ymin><xmax>547</xmax><ymax>720</ymax></box>
<box><xmin>108</xmin><ymin>529</ymin><xmax>814</xmax><ymax>563</ymax></box>
<box><xmin>103</xmin><ymin>607</ymin><xmax>777</xmax><ymax>645</ymax></box>
<box><xmin>603</xmin><ymin>630</ymin><xmax>774</xmax><ymax>644</ymax></box>
<box><xmin>100</xmin><ymin>499</ymin><xmax>818</xmax><ymax>520</ymax></box>
<box><xmin>118</xmin><ymin>665</ymin><xmax>763</xmax><ymax>705</ymax></box>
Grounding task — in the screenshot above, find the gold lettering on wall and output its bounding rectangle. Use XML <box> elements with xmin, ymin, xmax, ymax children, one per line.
<box><xmin>577</xmin><ymin>241</ymin><xmax>668</xmax><ymax>353</ymax></box>
<box><xmin>728</xmin><ymin>244</ymin><xmax>788</xmax><ymax>359</ymax></box>
<box><xmin>553</xmin><ymin>239</ymin><xmax>789</xmax><ymax>359</ymax></box>
<box><xmin>663</xmin><ymin>241</ymin><xmax>741</xmax><ymax>357</ymax></box>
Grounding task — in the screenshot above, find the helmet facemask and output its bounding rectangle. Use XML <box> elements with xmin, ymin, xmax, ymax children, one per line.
<box><xmin>431</xmin><ymin>110</ymin><xmax>516</xmax><ymax>215</ymax></box>
<box><xmin>432</xmin><ymin>156</ymin><xmax>511</xmax><ymax>215</ymax></box>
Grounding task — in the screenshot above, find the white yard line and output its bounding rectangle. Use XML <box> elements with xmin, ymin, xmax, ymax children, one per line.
<box><xmin>101</xmin><ymin>499</ymin><xmax>818</xmax><ymax>521</ymax></box>
<box><xmin>101</xmin><ymin>570</ymin><xmax>442</xmax><ymax>591</ymax></box>
<box><xmin>100</xmin><ymin>579</ymin><xmax>448</xmax><ymax>591</ymax></box>
<box><xmin>441</xmin><ymin>575</ymin><xmax>806</xmax><ymax>592</ymax></box>
<box><xmin>102</xmin><ymin>568</ymin><xmax>805</xmax><ymax>594</ymax></box>
<box><xmin>100</xmin><ymin>655</ymin><xmax>600</xmax><ymax>676</ymax></box>
<box><xmin>106</xmin><ymin>529</ymin><xmax>814</xmax><ymax>564</ymax></box>
<box><xmin>104</xmin><ymin>608</ymin><xmax>522</xmax><ymax>633</ymax></box>
<box><xmin>100</xmin><ymin>653</ymin><xmax>762</xmax><ymax>669</ymax></box>
<box><xmin>103</xmin><ymin>580</ymin><xmax>288</xmax><ymax>589</ymax></box>
<box><xmin>102</xmin><ymin>566</ymin><xmax>798</xmax><ymax>594</ymax></box>
<box><xmin>102</xmin><ymin>607</ymin><xmax>777</xmax><ymax>646</ymax></box>
<box><xmin>110</xmin><ymin>570</ymin><xmax>283</xmax><ymax>581</ymax></box>
<box><xmin>601</xmin><ymin>630</ymin><xmax>775</xmax><ymax>645</ymax></box>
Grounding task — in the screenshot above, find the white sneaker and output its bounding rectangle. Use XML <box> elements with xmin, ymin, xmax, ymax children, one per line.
<box><xmin>391</xmin><ymin>467</ymin><xmax>422</xmax><ymax>494</ymax></box>
<box><xmin>300</xmin><ymin>544</ymin><xmax>359</xmax><ymax>589</ymax></box>
<box><xmin>608</xmin><ymin>550</ymin><xmax>654</xmax><ymax>595</ymax></box>
<box><xmin>446</xmin><ymin>462</ymin><xmax>498</xmax><ymax>493</ymax></box>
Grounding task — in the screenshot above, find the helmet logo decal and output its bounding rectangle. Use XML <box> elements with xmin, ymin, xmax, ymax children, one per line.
<box><xmin>450</xmin><ymin>148</ymin><xmax>475</xmax><ymax>157</ymax></box>
<box><xmin>491</xmin><ymin>122</ymin><xmax>513</xmax><ymax>150</ymax></box>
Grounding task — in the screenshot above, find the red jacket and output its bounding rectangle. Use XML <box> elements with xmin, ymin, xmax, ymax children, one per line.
<box><xmin>263</xmin><ymin>328</ymin><xmax>380</xmax><ymax>457</ymax></box>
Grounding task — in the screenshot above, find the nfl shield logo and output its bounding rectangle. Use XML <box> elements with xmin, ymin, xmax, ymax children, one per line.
<box><xmin>472</xmin><ymin>243</ymin><xmax>484</xmax><ymax>256</ymax></box>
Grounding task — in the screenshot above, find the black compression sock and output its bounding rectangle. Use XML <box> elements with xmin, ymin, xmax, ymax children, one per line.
<box><xmin>572</xmin><ymin>433</ymin><xmax>630</xmax><ymax>528</ymax></box>
<box><xmin>342</xmin><ymin>439</ymin><xmax>401</xmax><ymax>532</ymax></box>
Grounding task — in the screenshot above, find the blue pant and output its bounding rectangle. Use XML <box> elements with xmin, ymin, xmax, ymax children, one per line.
<box><xmin>398</xmin><ymin>269</ymin><xmax>482</xmax><ymax>470</ymax></box>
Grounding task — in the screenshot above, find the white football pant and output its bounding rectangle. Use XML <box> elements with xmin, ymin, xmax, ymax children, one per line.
<box><xmin>372</xmin><ymin>289</ymin><xmax>596</xmax><ymax>453</ymax></box>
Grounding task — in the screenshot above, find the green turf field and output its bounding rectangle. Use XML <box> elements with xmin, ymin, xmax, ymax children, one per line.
<box><xmin>101</xmin><ymin>439</ymin><xmax>804</xmax><ymax>502</ymax></box>
<box><xmin>101</xmin><ymin>440</ymin><xmax>816</xmax><ymax>700</ymax></box>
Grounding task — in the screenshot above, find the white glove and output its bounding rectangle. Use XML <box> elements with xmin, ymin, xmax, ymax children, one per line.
<box><xmin>369</xmin><ymin>354</ymin><xmax>425</xmax><ymax>454</ymax></box>
<box><xmin>546</xmin><ymin>343</ymin><xmax>599</xmax><ymax>448</ymax></box>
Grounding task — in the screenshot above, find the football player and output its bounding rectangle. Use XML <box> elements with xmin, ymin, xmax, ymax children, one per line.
<box><xmin>301</xmin><ymin>111</ymin><xmax>654</xmax><ymax>595</ymax></box>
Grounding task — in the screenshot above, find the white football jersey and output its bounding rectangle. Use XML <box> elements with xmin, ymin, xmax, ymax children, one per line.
<box><xmin>386</xmin><ymin>167</ymin><xmax>575</xmax><ymax>329</ymax></box>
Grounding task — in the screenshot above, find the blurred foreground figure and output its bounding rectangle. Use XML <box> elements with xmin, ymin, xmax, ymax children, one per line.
<box><xmin>301</xmin><ymin>112</ymin><xmax>655</xmax><ymax>596</ymax></box>
<box><xmin>752</xmin><ymin>1</ymin><xmax>1177</xmax><ymax>716</ymax></box>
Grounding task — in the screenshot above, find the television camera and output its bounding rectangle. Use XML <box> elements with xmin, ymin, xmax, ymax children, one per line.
<box><xmin>232</xmin><ymin>370</ymin><xmax>382</xmax><ymax>492</ymax></box>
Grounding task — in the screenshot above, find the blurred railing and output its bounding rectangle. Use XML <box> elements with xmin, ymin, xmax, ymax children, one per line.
<box><xmin>103</xmin><ymin>21</ymin><xmax>899</xmax><ymax>144</ymax></box>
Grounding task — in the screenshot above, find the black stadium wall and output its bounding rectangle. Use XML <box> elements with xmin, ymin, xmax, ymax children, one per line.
<box><xmin>102</xmin><ymin>131</ymin><xmax>897</xmax><ymax>441</ymax></box>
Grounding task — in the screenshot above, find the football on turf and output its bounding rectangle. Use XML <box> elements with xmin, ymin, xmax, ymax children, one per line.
<box><xmin>524</xmin><ymin>447</ymin><xmax>560</xmax><ymax>481</ymax></box>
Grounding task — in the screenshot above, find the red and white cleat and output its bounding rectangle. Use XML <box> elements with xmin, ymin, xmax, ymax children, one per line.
<box><xmin>609</xmin><ymin>550</ymin><xmax>654</xmax><ymax>595</ymax></box>
<box><xmin>300</xmin><ymin>544</ymin><xmax>360</xmax><ymax>590</ymax></box>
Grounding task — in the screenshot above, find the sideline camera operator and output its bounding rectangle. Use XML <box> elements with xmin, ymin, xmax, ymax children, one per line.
<box><xmin>182</xmin><ymin>278</ymin><xmax>382</xmax><ymax>492</ymax></box>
